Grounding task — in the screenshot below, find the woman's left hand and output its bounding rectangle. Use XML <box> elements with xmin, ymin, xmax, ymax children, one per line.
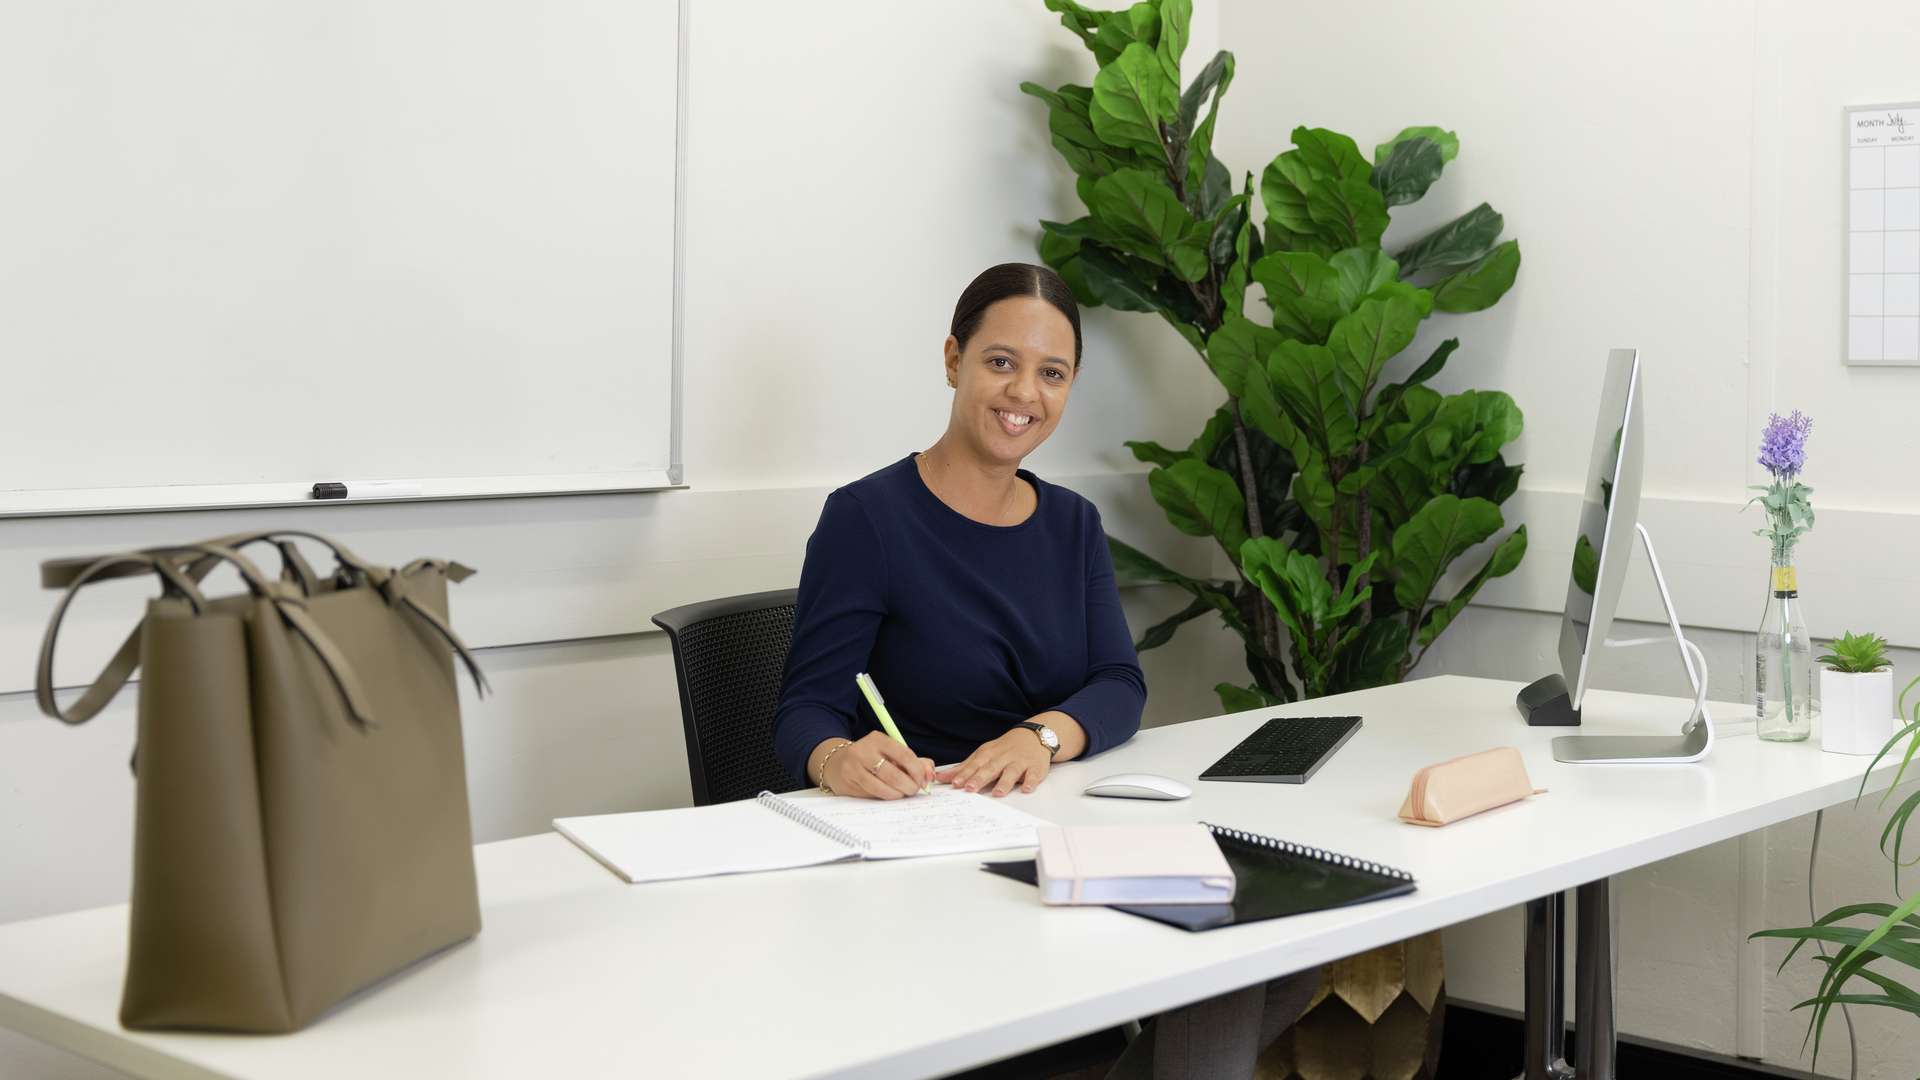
<box><xmin>936</xmin><ymin>728</ymin><xmax>1052</xmax><ymax>796</ymax></box>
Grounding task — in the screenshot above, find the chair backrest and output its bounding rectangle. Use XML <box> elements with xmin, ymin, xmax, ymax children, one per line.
<box><xmin>651</xmin><ymin>588</ymin><xmax>802</xmax><ymax>805</ymax></box>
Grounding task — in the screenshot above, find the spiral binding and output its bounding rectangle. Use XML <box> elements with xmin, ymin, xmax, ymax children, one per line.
<box><xmin>1201</xmin><ymin>822</ymin><xmax>1413</xmax><ymax>882</ymax></box>
<box><xmin>757</xmin><ymin>791</ymin><xmax>870</xmax><ymax>852</ymax></box>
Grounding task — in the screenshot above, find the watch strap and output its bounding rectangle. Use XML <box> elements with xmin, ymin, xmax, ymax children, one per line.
<box><xmin>1016</xmin><ymin>721</ymin><xmax>1059</xmax><ymax>759</ymax></box>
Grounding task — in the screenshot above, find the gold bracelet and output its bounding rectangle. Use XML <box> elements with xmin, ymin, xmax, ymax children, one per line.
<box><xmin>815</xmin><ymin>739</ymin><xmax>854</xmax><ymax>793</ymax></box>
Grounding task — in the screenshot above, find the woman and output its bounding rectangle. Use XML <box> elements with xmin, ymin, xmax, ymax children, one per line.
<box><xmin>773</xmin><ymin>262</ymin><xmax>1145</xmax><ymax>797</ymax></box>
<box><xmin>772</xmin><ymin>264</ymin><xmax>1317</xmax><ymax>1080</ymax></box>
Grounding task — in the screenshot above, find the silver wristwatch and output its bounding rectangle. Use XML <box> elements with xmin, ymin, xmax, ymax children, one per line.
<box><xmin>1016</xmin><ymin>721</ymin><xmax>1060</xmax><ymax>760</ymax></box>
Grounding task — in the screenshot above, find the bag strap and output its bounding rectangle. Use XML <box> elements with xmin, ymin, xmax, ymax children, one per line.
<box><xmin>36</xmin><ymin>554</ymin><xmax>208</xmax><ymax>725</ymax></box>
<box><xmin>164</xmin><ymin>542</ymin><xmax>382</xmax><ymax>728</ymax></box>
<box><xmin>35</xmin><ymin>543</ymin><xmax>380</xmax><ymax>730</ymax></box>
<box><xmin>373</xmin><ymin>559</ymin><xmax>490</xmax><ymax>696</ymax></box>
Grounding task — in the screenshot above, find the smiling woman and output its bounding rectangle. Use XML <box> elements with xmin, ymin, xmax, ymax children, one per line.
<box><xmin>771</xmin><ymin>262</ymin><xmax>1146</xmax><ymax>801</ymax></box>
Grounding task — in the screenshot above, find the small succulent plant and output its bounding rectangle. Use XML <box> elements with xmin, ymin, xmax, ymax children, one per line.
<box><xmin>1816</xmin><ymin>630</ymin><xmax>1891</xmax><ymax>674</ymax></box>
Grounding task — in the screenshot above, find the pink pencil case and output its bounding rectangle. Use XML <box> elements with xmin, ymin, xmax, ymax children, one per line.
<box><xmin>1397</xmin><ymin>747</ymin><xmax>1544</xmax><ymax>827</ymax></box>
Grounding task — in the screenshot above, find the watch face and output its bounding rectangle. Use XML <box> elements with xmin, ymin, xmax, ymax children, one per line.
<box><xmin>1039</xmin><ymin>726</ymin><xmax>1059</xmax><ymax>750</ymax></box>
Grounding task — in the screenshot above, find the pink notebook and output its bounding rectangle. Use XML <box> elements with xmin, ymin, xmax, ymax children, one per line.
<box><xmin>1035</xmin><ymin>824</ymin><xmax>1236</xmax><ymax>905</ymax></box>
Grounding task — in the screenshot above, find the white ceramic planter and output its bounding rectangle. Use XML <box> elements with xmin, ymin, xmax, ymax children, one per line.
<box><xmin>1819</xmin><ymin>668</ymin><xmax>1896</xmax><ymax>755</ymax></box>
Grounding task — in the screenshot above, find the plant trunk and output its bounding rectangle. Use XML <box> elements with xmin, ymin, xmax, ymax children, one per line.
<box><xmin>1355</xmin><ymin>445</ymin><xmax>1373</xmax><ymax>628</ymax></box>
<box><xmin>1227</xmin><ymin>405</ymin><xmax>1285</xmax><ymax>664</ymax></box>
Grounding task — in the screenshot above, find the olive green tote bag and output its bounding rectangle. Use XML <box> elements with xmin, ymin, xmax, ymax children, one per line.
<box><xmin>34</xmin><ymin>530</ymin><xmax>488</xmax><ymax>1033</ymax></box>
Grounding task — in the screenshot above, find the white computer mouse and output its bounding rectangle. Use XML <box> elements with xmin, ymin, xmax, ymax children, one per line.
<box><xmin>1082</xmin><ymin>773</ymin><xmax>1192</xmax><ymax>801</ymax></box>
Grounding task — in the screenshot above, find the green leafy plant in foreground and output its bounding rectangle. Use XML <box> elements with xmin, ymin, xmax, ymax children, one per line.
<box><xmin>1022</xmin><ymin>0</ymin><xmax>1526</xmax><ymax>707</ymax></box>
<box><xmin>1752</xmin><ymin>675</ymin><xmax>1920</xmax><ymax>1064</ymax></box>
<box><xmin>1818</xmin><ymin>631</ymin><xmax>1892</xmax><ymax>674</ymax></box>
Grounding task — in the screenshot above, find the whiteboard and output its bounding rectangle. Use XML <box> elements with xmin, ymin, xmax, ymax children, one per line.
<box><xmin>0</xmin><ymin>0</ymin><xmax>683</xmax><ymax>516</ymax></box>
<box><xmin>1845</xmin><ymin>101</ymin><xmax>1920</xmax><ymax>366</ymax></box>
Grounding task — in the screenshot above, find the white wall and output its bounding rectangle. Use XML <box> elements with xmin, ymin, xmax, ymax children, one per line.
<box><xmin>0</xmin><ymin>1</ymin><xmax>1248</xmax><ymax>1074</ymax></box>
<box><xmin>1214</xmin><ymin>0</ymin><xmax>1920</xmax><ymax>1075</ymax></box>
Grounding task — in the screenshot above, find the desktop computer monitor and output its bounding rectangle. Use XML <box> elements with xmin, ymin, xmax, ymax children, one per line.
<box><xmin>1517</xmin><ymin>349</ymin><xmax>1712</xmax><ymax>761</ymax></box>
<box><xmin>1519</xmin><ymin>348</ymin><xmax>1644</xmax><ymax>724</ymax></box>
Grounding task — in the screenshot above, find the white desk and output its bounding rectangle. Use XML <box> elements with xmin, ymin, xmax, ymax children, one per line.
<box><xmin>0</xmin><ymin>675</ymin><xmax>1904</xmax><ymax>1080</ymax></box>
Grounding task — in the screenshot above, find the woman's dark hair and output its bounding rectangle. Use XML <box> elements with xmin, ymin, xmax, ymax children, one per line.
<box><xmin>949</xmin><ymin>262</ymin><xmax>1083</xmax><ymax>366</ymax></box>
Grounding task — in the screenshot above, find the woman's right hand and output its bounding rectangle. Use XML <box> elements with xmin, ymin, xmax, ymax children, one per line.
<box><xmin>817</xmin><ymin>732</ymin><xmax>935</xmax><ymax>799</ymax></box>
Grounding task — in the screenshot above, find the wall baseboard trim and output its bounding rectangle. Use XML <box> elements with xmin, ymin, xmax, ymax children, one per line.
<box><xmin>1439</xmin><ymin>1001</ymin><xmax>1814</xmax><ymax>1080</ymax></box>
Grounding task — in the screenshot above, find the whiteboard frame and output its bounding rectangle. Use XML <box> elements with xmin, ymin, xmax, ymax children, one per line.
<box><xmin>0</xmin><ymin>473</ymin><xmax>685</xmax><ymax>518</ymax></box>
<box><xmin>0</xmin><ymin>0</ymin><xmax>690</xmax><ymax>519</ymax></box>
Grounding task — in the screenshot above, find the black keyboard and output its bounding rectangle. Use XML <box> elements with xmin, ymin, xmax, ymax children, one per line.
<box><xmin>1199</xmin><ymin>715</ymin><xmax>1362</xmax><ymax>784</ymax></box>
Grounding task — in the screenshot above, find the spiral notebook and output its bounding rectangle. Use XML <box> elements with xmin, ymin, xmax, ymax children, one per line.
<box><xmin>555</xmin><ymin>789</ymin><xmax>1044</xmax><ymax>884</ymax></box>
<box><xmin>982</xmin><ymin>822</ymin><xmax>1415</xmax><ymax>932</ymax></box>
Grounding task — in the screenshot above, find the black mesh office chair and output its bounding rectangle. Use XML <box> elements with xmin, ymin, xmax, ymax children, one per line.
<box><xmin>652</xmin><ymin>588</ymin><xmax>803</xmax><ymax>805</ymax></box>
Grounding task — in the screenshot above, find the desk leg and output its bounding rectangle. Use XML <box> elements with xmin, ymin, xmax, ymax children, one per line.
<box><xmin>1515</xmin><ymin>893</ymin><xmax>1574</xmax><ymax>1080</ymax></box>
<box><xmin>1573</xmin><ymin>878</ymin><xmax>1616</xmax><ymax>1080</ymax></box>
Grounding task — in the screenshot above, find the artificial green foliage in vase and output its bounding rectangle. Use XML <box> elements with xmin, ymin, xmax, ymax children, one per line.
<box><xmin>1020</xmin><ymin>2</ymin><xmax>1525</xmax><ymax>1076</ymax></box>
<box><xmin>1753</xmin><ymin>676</ymin><xmax>1920</xmax><ymax>1068</ymax></box>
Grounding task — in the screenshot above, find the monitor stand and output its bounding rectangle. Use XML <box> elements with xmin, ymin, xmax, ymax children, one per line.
<box><xmin>1551</xmin><ymin>523</ymin><xmax>1714</xmax><ymax>764</ymax></box>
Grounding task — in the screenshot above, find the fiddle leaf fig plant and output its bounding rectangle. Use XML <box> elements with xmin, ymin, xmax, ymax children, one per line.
<box><xmin>1024</xmin><ymin>0</ymin><xmax>1527</xmax><ymax>707</ymax></box>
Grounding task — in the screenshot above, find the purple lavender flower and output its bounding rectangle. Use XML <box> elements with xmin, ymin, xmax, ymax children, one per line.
<box><xmin>1756</xmin><ymin>410</ymin><xmax>1812</xmax><ymax>478</ymax></box>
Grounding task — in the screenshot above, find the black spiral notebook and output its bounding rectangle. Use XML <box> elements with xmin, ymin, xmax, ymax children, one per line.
<box><xmin>982</xmin><ymin>822</ymin><xmax>1416</xmax><ymax>932</ymax></box>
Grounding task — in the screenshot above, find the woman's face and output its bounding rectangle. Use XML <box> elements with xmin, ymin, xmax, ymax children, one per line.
<box><xmin>942</xmin><ymin>295</ymin><xmax>1078</xmax><ymax>468</ymax></box>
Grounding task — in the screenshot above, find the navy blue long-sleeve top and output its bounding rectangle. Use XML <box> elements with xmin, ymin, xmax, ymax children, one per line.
<box><xmin>772</xmin><ymin>454</ymin><xmax>1147</xmax><ymax>783</ymax></box>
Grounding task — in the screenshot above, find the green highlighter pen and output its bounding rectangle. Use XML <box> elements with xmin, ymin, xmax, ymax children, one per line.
<box><xmin>854</xmin><ymin>672</ymin><xmax>929</xmax><ymax>793</ymax></box>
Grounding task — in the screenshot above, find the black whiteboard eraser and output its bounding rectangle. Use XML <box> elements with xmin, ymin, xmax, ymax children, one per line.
<box><xmin>311</xmin><ymin>482</ymin><xmax>348</xmax><ymax>500</ymax></box>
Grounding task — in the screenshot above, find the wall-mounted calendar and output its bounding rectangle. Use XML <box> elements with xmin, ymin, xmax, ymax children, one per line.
<box><xmin>1847</xmin><ymin>102</ymin><xmax>1920</xmax><ymax>366</ymax></box>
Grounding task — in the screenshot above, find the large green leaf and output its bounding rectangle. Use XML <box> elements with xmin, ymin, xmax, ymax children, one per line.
<box><xmin>1220</xmin><ymin>172</ymin><xmax>1257</xmax><ymax>318</ymax></box>
<box><xmin>1266</xmin><ymin>340</ymin><xmax>1358</xmax><ymax>457</ymax></box>
<box><xmin>1362</xmin><ymin>338</ymin><xmax>1459</xmax><ymax>441</ymax></box>
<box><xmin>1305</xmin><ymin>177</ymin><xmax>1390</xmax><ymax>251</ymax></box>
<box><xmin>1216</xmin><ymin>682</ymin><xmax>1283</xmax><ymax>713</ymax></box>
<box><xmin>1093</xmin><ymin>2</ymin><xmax>1161</xmax><ymax>67</ymax></box>
<box><xmin>1334</xmin><ymin>616</ymin><xmax>1411</xmax><ymax>692</ymax></box>
<box><xmin>1432</xmin><ymin>239</ymin><xmax>1522</xmax><ymax>313</ymax></box>
<box><xmin>1206</xmin><ymin>193</ymin><xmax>1250</xmax><ymax>267</ymax></box>
<box><xmin>1289</xmin><ymin>127</ymin><xmax>1372</xmax><ymax>184</ymax></box>
<box><xmin>1371</xmin><ymin>137</ymin><xmax>1447</xmax><ymax>207</ymax></box>
<box><xmin>1137</xmin><ymin>593</ymin><xmax>1214</xmax><ymax>650</ymax></box>
<box><xmin>1089</xmin><ymin>168</ymin><xmax>1209</xmax><ymax>281</ymax></box>
<box><xmin>1390</xmin><ymin>495</ymin><xmax>1506</xmax><ymax>612</ymax></box>
<box><xmin>1155</xmin><ymin>0</ymin><xmax>1190</xmax><ymax>85</ymax></box>
<box><xmin>1178</xmin><ymin>51</ymin><xmax>1235</xmax><ymax>198</ymax></box>
<box><xmin>1125</xmin><ymin>439</ymin><xmax>1185</xmax><ymax>468</ymax></box>
<box><xmin>1241</xmin><ymin>537</ymin><xmax>1330</xmax><ymax>644</ymax></box>
<box><xmin>1394</xmin><ymin>203</ymin><xmax>1503</xmax><ymax>278</ymax></box>
<box><xmin>1076</xmin><ymin>244</ymin><xmax>1160</xmax><ymax>313</ymax></box>
<box><xmin>1437</xmin><ymin>389</ymin><xmax>1525</xmax><ymax>465</ymax></box>
<box><xmin>1090</xmin><ymin>43</ymin><xmax>1177</xmax><ymax>159</ymax></box>
<box><xmin>1203</xmin><ymin>314</ymin><xmax>1282</xmax><ymax>397</ymax></box>
<box><xmin>1327</xmin><ymin>249</ymin><xmax>1398</xmax><ymax>312</ymax></box>
<box><xmin>1327</xmin><ymin>290</ymin><xmax>1430</xmax><ymax>398</ymax></box>
<box><xmin>1259</xmin><ymin>129</ymin><xmax>1370</xmax><ymax>248</ymax></box>
<box><xmin>1042</xmin><ymin>0</ymin><xmax>1117</xmax><ymax>63</ymax></box>
<box><xmin>1418</xmin><ymin>525</ymin><xmax>1527</xmax><ymax>644</ymax></box>
<box><xmin>1259</xmin><ymin>153</ymin><xmax>1318</xmax><ymax>238</ymax></box>
<box><xmin>1148</xmin><ymin>458</ymin><xmax>1250</xmax><ymax>555</ymax></box>
<box><xmin>1374</xmin><ymin>125</ymin><xmax>1460</xmax><ymax>164</ymax></box>
<box><xmin>1402</xmin><ymin>336</ymin><xmax>1459</xmax><ymax>387</ymax></box>
<box><xmin>1020</xmin><ymin>83</ymin><xmax>1131</xmax><ymax>181</ymax></box>
<box><xmin>1188</xmin><ymin>405</ymin><xmax>1236</xmax><ymax>461</ymax></box>
<box><xmin>1107</xmin><ymin>536</ymin><xmax>1248</xmax><ymax>640</ymax></box>
<box><xmin>1454</xmin><ymin>455</ymin><xmax>1525</xmax><ymax>506</ymax></box>
<box><xmin>1108</xmin><ymin>534</ymin><xmax>1198</xmax><ymax>587</ymax></box>
<box><xmin>1251</xmin><ymin>251</ymin><xmax>1343</xmax><ymax>343</ymax></box>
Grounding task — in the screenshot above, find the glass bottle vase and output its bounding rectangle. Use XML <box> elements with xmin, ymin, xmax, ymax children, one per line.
<box><xmin>1752</xmin><ymin>561</ymin><xmax>1815</xmax><ymax>741</ymax></box>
